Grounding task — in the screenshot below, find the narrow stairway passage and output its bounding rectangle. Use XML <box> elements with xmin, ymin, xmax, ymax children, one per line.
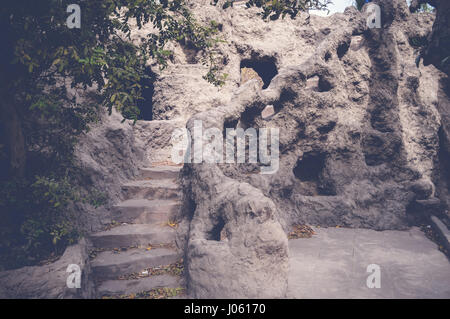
<box><xmin>89</xmin><ymin>163</ymin><xmax>185</xmax><ymax>299</ymax></box>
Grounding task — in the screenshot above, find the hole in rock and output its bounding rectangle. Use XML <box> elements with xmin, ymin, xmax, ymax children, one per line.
<box><xmin>318</xmin><ymin>77</ymin><xmax>333</xmax><ymax>92</ymax></box>
<box><xmin>281</xmin><ymin>187</ymin><xmax>293</xmax><ymax>199</ymax></box>
<box><xmin>273</xmin><ymin>88</ymin><xmax>297</xmax><ymax>112</ymax></box>
<box><xmin>137</xmin><ymin>68</ymin><xmax>156</xmax><ymax>121</ymax></box>
<box><xmin>180</xmin><ymin>40</ymin><xmax>199</xmax><ymax>64</ymax></box>
<box><xmin>240</xmin><ymin>56</ymin><xmax>278</xmax><ymax>89</ymax></box>
<box><xmin>209</xmin><ymin>216</ymin><xmax>225</xmax><ymax>241</ymax></box>
<box><xmin>293</xmin><ymin>152</ymin><xmax>326</xmax><ymax>182</ymax></box>
<box><xmin>240</xmin><ymin>104</ymin><xmax>263</xmax><ymax>129</ymax></box>
<box><xmin>321</xmin><ymin>28</ymin><xmax>331</xmax><ymax>36</ymax></box>
<box><xmin>317</xmin><ymin>121</ymin><xmax>336</xmax><ymax>134</ymax></box>
<box><xmin>293</xmin><ymin>152</ymin><xmax>335</xmax><ymax>196</ymax></box>
<box><xmin>223</xmin><ymin>117</ymin><xmax>239</xmax><ymax>134</ymax></box>
<box><xmin>337</xmin><ymin>41</ymin><xmax>350</xmax><ymax>59</ymax></box>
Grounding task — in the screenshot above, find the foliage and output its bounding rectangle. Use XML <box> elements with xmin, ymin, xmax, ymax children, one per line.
<box><xmin>354</xmin><ymin>0</ymin><xmax>366</xmax><ymax>11</ymax></box>
<box><xmin>214</xmin><ymin>0</ymin><xmax>332</xmax><ymax>20</ymax></box>
<box><xmin>418</xmin><ymin>3</ymin><xmax>435</xmax><ymax>13</ymax></box>
<box><xmin>1</xmin><ymin>0</ymin><xmax>225</xmax><ymax>122</ymax></box>
<box><xmin>0</xmin><ymin>176</ymin><xmax>75</xmax><ymax>268</ymax></box>
<box><xmin>409</xmin><ymin>35</ymin><xmax>428</xmax><ymax>48</ymax></box>
<box><xmin>0</xmin><ymin>172</ymin><xmax>109</xmax><ymax>270</ymax></box>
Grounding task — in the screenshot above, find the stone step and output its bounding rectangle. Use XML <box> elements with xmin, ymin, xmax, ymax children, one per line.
<box><xmin>97</xmin><ymin>275</ymin><xmax>181</xmax><ymax>297</ymax></box>
<box><xmin>122</xmin><ymin>179</ymin><xmax>181</xmax><ymax>200</ymax></box>
<box><xmin>112</xmin><ymin>199</ymin><xmax>180</xmax><ymax>224</ymax></box>
<box><xmin>92</xmin><ymin>247</ymin><xmax>181</xmax><ymax>281</ymax></box>
<box><xmin>430</xmin><ymin>215</ymin><xmax>450</xmax><ymax>257</ymax></box>
<box><xmin>139</xmin><ymin>166</ymin><xmax>181</xmax><ymax>180</ymax></box>
<box><xmin>90</xmin><ymin>224</ymin><xmax>176</xmax><ymax>249</ymax></box>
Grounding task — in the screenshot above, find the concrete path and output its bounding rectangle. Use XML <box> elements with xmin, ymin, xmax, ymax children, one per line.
<box><xmin>288</xmin><ymin>227</ymin><xmax>450</xmax><ymax>298</ymax></box>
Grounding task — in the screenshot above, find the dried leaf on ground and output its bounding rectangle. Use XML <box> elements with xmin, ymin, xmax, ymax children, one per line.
<box><xmin>118</xmin><ymin>259</ymin><xmax>184</xmax><ymax>280</ymax></box>
<box><xmin>102</xmin><ymin>287</ymin><xmax>185</xmax><ymax>299</ymax></box>
<box><xmin>288</xmin><ymin>225</ymin><xmax>315</xmax><ymax>239</ymax></box>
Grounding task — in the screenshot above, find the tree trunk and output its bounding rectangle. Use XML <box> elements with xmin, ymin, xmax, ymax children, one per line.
<box><xmin>0</xmin><ymin>97</ymin><xmax>26</xmax><ymax>179</ymax></box>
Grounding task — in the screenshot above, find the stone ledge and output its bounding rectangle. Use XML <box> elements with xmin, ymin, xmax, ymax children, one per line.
<box><xmin>0</xmin><ymin>238</ymin><xmax>94</xmax><ymax>299</ymax></box>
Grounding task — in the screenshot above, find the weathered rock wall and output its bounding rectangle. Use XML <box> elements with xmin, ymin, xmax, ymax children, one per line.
<box><xmin>0</xmin><ymin>239</ymin><xmax>94</xmax><ymax>299</ymax></box>
<box><xmin>174</xmin><ymin>0</ymin><xmax>449</xmax><ymax>298</ymax></box>
<box><xmin>179</xmin><ymin>81</ymin><xmax>289</xmax><ymax>298</ymax></box>
<box><xmin>74</xmin><ymin>110</ymin><xmax>144</xmax><ymax>232</ymax></box>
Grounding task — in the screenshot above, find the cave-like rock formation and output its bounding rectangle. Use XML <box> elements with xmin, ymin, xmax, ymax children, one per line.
<box><xmin>173</xmin><ymin>0</ymin><xmax>449</xmax><ymax>298</ymax></box>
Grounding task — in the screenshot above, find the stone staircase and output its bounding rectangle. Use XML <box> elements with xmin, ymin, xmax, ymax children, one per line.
<box><xmin>89</xmin><ymin>164</ymin><xmax>185</xmax><ymax>299</ymax></box>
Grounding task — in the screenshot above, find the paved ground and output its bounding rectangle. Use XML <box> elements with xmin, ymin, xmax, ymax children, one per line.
<box><xmin>288</xmin><ymin>227</ymin><xmax>450</xmax><ymax>298</ymax></box>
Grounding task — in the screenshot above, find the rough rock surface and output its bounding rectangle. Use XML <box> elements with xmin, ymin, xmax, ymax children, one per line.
<box><xmin>0</xmin><ymin>239</ymin><xmax>93</xmax><ymax>299</ymax></box>
<box><xmin>74</xmin><ymin>110</ymin><xmax>144</xmax><ymax>232</ymax></box>
<box><xmin>133</xmin><ymin>119</ymin><xmax>185</xmax><ymax>164</ymax></box>
<box><xmin>169</xmin><ymin>0</ymin><xmax>450</xmax><ymax>298</ymax></box>
<box><xmin>180</xmin><ymin>162</ymin><xmax>289</xmax><ymax>298</ymax></box>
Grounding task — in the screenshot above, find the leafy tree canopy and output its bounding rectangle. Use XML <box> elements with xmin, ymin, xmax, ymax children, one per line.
<box><xmin>214</xmin><ymin>0</ymin><xmax>332</xmax><ymax>20</ymax></box>
<box><xmin>0</xmin><ymin>0</ymin><xmax>224</xmax><ymax>123</ymax></box>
